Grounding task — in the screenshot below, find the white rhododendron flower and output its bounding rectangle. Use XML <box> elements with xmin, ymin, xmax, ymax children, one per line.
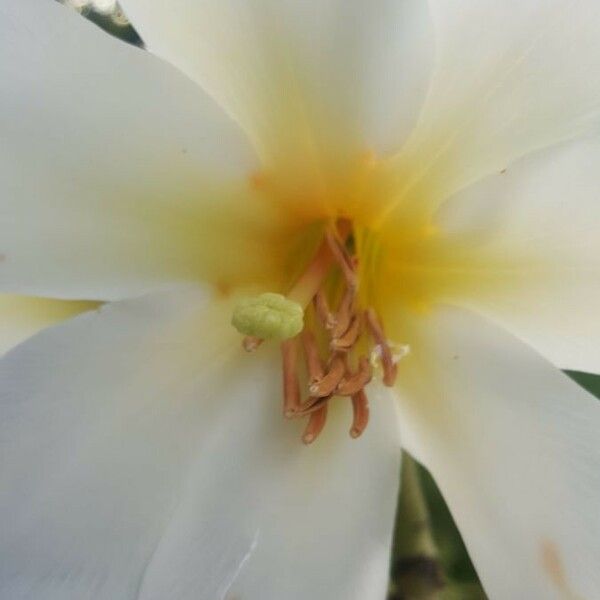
<box><xmin>2</xmin><ymin>0</ymin><xmax>600</xmax><ymax>598</ymax></box>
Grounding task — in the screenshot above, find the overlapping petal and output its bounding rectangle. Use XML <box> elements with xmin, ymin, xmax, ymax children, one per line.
<box><xmin>0</xmin><ymin>294</ymin><xmax>97</xmax><ymax>355</ymax></box>
<box><xmin>433</xmin><ymin>137</ymin><xmax>600</xmax><ymax>373</ymax></box>
<box><xmin>380</xmin><ymin>0</ymin><xmax>600</xmax><ymax>226</ymax></box>
<box><xmin>0</xmin><ymin>0</ymin><xmax>285</xmax><ymax>302</ymax></box>
<box><xmin>118</xmin><ymin>0</ymin><xmax>434</xmax><ymax>166</ymax></box>
<box><xmin>0</xmin><ymin>288</ymin><xmax>401</xmax><ymax>600</ymax></box>
<box><xmin>395</xmin><ymin>307</ymin><xmax>600</xmax><ymax>599</ymax></box>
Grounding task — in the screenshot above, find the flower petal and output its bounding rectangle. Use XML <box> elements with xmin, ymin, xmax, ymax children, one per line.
<box><xmin>0</xmin><ymin>287</ymin><xmax>401</xmax><ymax>599</ymax></box>
<box><xmin>433</xmin><ymin>138</ymin><xmax>600</xmax><ymax>373</ymax></box>
<box><xmin>0</xmin><ymin>294</ymin><xmax>97</xmax><ymax>355</ymax></box>
<box><xmin>395</xmin><ymin>307</ymin><xmax>600</xmax><ymax>599</ymax></box>
<box><xmin>381</xmin><ymin>0</ymin><xmax>600</xmax><ymax>223</ymax></box>
<box><xmin>118</xmin><ymin>0</ymin><xmax>434</xmax><ymax>162</ymax></box>
<box><xmin>0</xmin><ymin>1</ymin><xmax>279</xmax><ymax>301</ymax></box>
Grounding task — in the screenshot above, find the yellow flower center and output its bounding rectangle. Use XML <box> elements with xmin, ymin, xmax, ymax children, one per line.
<box><xmin>232</xmin><ymin>210</ymin><xmax>404</xmax><ymax>444</ymax></box>
<box><xmin>229</xmin><ymin>149</ymin><xmax>533</xmax><ymax>444</ymax></box>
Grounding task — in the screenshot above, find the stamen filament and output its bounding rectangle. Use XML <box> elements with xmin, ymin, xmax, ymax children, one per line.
<box><xmin>325</xmin><ymin>229</ymin><xmax>358</xmax><ymax>289</ymax></box>
<box><xmin>287</xmin><ymin>219</ymin><xmax>352</xmax><ymax>307</ymax></box>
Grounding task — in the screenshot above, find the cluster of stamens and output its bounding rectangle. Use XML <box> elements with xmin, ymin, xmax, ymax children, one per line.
<box><xmin>241</xmin><ymin>220</ymin><xmax>398</xmax><ymax>445</ymax></box>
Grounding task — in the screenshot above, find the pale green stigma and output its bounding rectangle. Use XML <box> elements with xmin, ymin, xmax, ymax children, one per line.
<box><xmin>231</xmin><ymin>293</ymin><xmax>304</xmax><ymax>341</ymax></box>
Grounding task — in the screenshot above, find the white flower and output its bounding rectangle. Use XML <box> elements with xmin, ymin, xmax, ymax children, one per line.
<box><xmin>1</xmin><ymin>1</ymin><xmax>600</xmax><ymax>598</ymax></box>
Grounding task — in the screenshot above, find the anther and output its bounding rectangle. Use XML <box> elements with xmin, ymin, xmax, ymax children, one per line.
<box><xmin>350</xmin><ymin>389</ymin><xmax>369</xmax><ymax>439</ymax></box>
<box><xmin>309</xmin><ymin>354</ymin><xmax>345</xmax><ymax>397</ymax></box>
<box><xmin>314</xmin><ymin>290</ymin><xmax>336</xmax><ymax>330</ymax></box>
<box><xmin>331</xmin><ymin>314</ymin><xmax>362</xmax><ymax>351</ymax></box>
<box><xmin>281</xmin><ymin>338</ymin><xmax>301</xmax><ymax>417</ymax></box>
<box><xmin>336</xmin><ymin>356</ymin><xmax>372</xmax><ymax>396</ymax></box>
<box><xmin>296</xmin><ymin>395</ymin><xmax>329</xmax><ymax>416</ymax></box>
<box><xmin>365</xmin><ymin>308</ymin><xmax>397</xmax><ymax>386</ymax></box>
<box><xmin>302</xmin><ymin>404</ymin><xmax>328</xmax><ymax>445</ymax></box>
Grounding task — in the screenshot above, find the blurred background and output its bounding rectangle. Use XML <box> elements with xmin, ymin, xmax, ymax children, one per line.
<box><xmin>51</xmin><ymin>2</ymin><xmax>600</xmax><ymax>598</ymax></box>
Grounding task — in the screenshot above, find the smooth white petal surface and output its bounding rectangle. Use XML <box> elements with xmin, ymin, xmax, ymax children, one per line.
<box><xmin>381</xmin><ymin>0</ymin><xmax>600</xmax><ymax>224</ymax></box>
<box><xmin>0</xmin><ymin>288</ymin><xmax>401</xmax><ymax>600</ymax></box>
<box><xmin>433</xmin><ymin>137</ymin><xmax>600</xmax><ymax>373</ymax></box>
<box><xmin>395</xmin><ymin>307</ymin><xmax>600</xmax><ymax>599</ymax></box>
<box><xmin>0</xmin><ymin>0</ymin><xmax>276</xmax><ymax>301</ymax></box>
<box><xmin>0</xmin><ymin>294</ymin><xmax>97</xmax><ymax>355</ymax></box>
<box><xmin>118</xmin><ymin>0</ymin><xmax>434</xmax><ymax>163</ymax></box>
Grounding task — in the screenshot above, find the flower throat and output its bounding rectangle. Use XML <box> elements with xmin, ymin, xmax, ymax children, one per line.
<box><xmin>232</xmin><ymin>219</ymin><xmax>398</xmax><ymax>445</ymax></box>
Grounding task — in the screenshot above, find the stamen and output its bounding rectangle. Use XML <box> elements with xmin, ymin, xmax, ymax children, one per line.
<box><xmin>281</xmin><ymin>338</ymin><xmax>301</xmax><ymax>417</ymax></box>
<box><xmin>325</xmin><ymin>229</ymin><xmax>358</xmax><ymax>289</ymax></box>
<box><xmin>302</xmin><ymin>404</ymin><xmax>328</xmax><ymax>445</ymax></box>
<box><xmin>301</xmin><ymin>330</ymin><xmax>324</xmax><ymax>383</ymax></box>
<box><xmin>365</xmin><ymin>308</ymin><xmax>398</xmax><ymax>386</ymax></box>
<box><xmin>296</xmin><ymin>395</ymin><xmax>329</xmax><ymax>416</ymax></box>
<box><xmin>336</xmin><ymin>356</ymin><xmax>372</xmax><ymax>396</ymax></box>
<box><xmin>331</xmin><ymin>286</ymin><xmax>355</xmax><ymax>340</ymax></box>
<box><xmin>331</xmin><ymin>313</ymin><xmax>362</xmax><ymax>351</ymax></box>
<box><xmin>309</xmin><ymin>354</ymin><xmax>345</xmax><ymax>397</ymax></box>
<box><xmin>234</xmin><ymin>218</ymin><xmax>402</xmax><ymax>444</ymax></box>
<box><xmin>287</xmin><ymin>219</ymin><xmax>352</xmax><ymax>307</ymax></box>
<box><xmin>350</xmin><ymin>389</ymin><xmax>369</xmax><ymax>439</ymax></box>
<box><xmin>314</xmin><ymin>289</ymin><xmax>336</xmax><ymax>330</ymax></box>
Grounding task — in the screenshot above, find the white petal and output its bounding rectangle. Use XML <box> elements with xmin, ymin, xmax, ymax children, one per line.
<box><xmin>395</xmin><ymin>307</ymin><xmax>600</xmax><ymax>599</ymax></box>
<box><xmin>381</xmin><ymin>0</ymin><xmax>600</xmax><ymax>223</ymax></box>
<box><xmin>140</xmin><ymin>382</ymin><xmax>401</xmax><ymax>600</ymax></box>
<box><xmin>118</xmin><ymin>0</ymin><xmax>434</xmax><ymax>162</ymax></box>
<box><xmin>0</xmin><ymin>288</ymin><xmax>401</xmax><ymax>600</ymax></box>
<box><xmin>0</xmin><ymin>294</ymin><xmax>97</xmax><ymax>355</ymax></box>
<box><xmin>0</xmin><ymin>0</ymin><xmax>272</xmax><ymax>301</ymax></box>
<box><xmin>434</xmin><ymin>137</ymin><xmax>600</xmax><ymax>373</ymax></box>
